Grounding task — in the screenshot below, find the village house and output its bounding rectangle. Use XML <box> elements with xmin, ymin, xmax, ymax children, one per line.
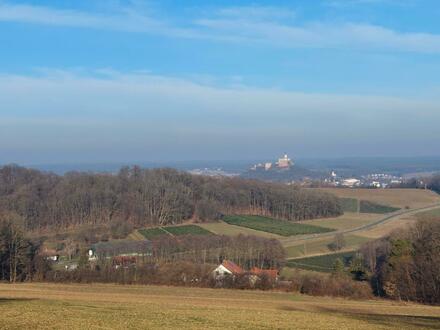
<box><xmin>112</xmin><ymin>256</ymin><xmax>137</xmax><ymax>269</ymax></box>
<box><xmin>250</xmin><ymin>267</ymin><xmax>279</xmax><ymax>281</ymax></box>
<box><xmin>39</xmin><ymin>247</ymin><xmax>60</xmax><ymax>262</ymax></box>
<box><xmin>212</xmin><ymin>260</ymin><xmax>279</xmax><ymax>285</ymax></box>
<box><xmin>212</xmin><ymin>260</ymin><xmax>244</xmax><ymax>279</ymax></box>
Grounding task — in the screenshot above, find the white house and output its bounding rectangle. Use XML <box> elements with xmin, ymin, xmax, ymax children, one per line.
<box><xmin>342</xmin><ymin>178</ymin><xmax>361</xmax><ymax>187</ymax></box>
<box><xmin>212</xmin><ymin>260</ymin><xmax>244</xmax><ymax>279</ymax></box>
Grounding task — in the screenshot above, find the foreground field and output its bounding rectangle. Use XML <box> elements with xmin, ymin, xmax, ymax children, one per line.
<box><xmin>1</xmin><ymin>283</ymin><xmax>439</xmax><ymax>330</ymax></box>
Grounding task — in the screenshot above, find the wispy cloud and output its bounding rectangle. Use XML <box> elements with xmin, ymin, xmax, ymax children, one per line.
<box><xmin>216</xmin><ymin>5</ymin><xmax>296</xmax><ymax>21</ymax></box>
<box><xmin>0</xmin><ymin>2</ymin><xmax>199</xmax><ymax>38</ymax></box>
<box><xmin>195</xmin><ymin>19</ymin><xmax>440</xmax><ymax>53</ymax></box>
<box><xmin>0</xmin><ymin>69</ymin><xmax>437</xmax><ymax>121</ymax></box>
<box><xmin>326</xmin><ymin>0</ymin><xmax>415</xmax><ymax>7</ymax></box>
<box><xmin>0</xmin><ymin>2</ymin><xmax>439</xmax><ymax>53</ymax></box>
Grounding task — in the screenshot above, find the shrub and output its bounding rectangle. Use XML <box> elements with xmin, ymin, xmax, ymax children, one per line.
<box><xmin>289</xmin><ymin>272</ymin><xmax>373</xmax><ymax>299</ymax></box>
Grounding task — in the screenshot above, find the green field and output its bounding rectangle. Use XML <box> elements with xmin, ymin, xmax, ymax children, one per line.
<box><xmin>1</xmin><ymin>283</ymin><xmax>439</xmax><ymax>329</ymax></box>
<box><xmin>138</xmin><ymin>227</ymin><xmax>169</xmax><ymax>239</ymax></box>
<box><xmin>139</xmin><ymin>225</ymin><xmax>212</xmax><ymax>239</ymax></box>
<box><xmin>223</xmin><ymin>215</ymin><xmax>335</xmax><ymax>237</ymax></box>
<box><xmin>340</xmin><ymin>198</ymin><xmax>400</xmax><ymax>214</ymax></box>
<box><xmin>164</xmin><ymin>225</ymin><xmax>213</xmax><ymax>236</ymax></box>
<box><xmin>341</xmin><ymin>198</ymin><xmax>359</xmax><ymax>212</ymax></box>
<box><xmin>359</xmin><ymin>200</ymin><xmax>400</xmax><ymax>214</ymax></box>
<box><xmin>286</xmin><ymin>251</ymin><xmax>357</xmax><ymax>272</ymax></box>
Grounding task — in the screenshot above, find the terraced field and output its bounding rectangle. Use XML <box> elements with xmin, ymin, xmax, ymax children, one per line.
<box><xmin>223</xmin><ymin>215</ymin><xmax>335</xmax><ymax>236</ymax></box>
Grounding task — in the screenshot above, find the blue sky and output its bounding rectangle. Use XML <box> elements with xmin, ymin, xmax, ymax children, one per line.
<box><xmin>0</xmin><ymin>0</ymin><xmax>440</xmax><ymax>164</ymax></box>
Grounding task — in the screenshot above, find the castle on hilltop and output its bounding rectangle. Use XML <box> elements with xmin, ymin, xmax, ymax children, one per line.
<box><xmin>276</xmin><ymin>153</ymin><xmax>293</xmax><ymax>169</ymax></box>
<box><xmin>251</xmin><ymin>153</ymin><xmax>294</xmax><ymax>171</ymax></box>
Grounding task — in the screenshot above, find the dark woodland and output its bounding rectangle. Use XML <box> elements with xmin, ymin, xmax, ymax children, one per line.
<box><xmin>0</xmin><ymin>165</ymin><xmax>342</xmax><ymax>231</ymax></box>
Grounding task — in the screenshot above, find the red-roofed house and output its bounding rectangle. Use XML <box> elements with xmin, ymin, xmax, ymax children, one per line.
<box><xmin>250</xmin><ymin>267</ymin><xmax>279</xmax><ymax>281</ymax></box>
<box><xmin>212</xmin><ymin>260</ymin><xmax>244</xmax><ymax>278</ymax></box>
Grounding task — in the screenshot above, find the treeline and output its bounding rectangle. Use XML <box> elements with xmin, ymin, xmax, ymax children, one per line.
<box><xmin>135</xmin><ymin>234</ymin><xmax>284</xmax><ymax>270</ymax></box>
<box><xmin>44</xmin><ymin>263</ymin><xmax>373</xmax><ymax>296</ymax></box>
<box><xmin>0</xmin><ymin>165</ymin><xmax>342</xmax><ymax>231</ymax></box>
<box><xmin>0</xmin><ymin>215</ymin><xmax>49</xmax><ymax>282</ymax></box>
<box><xmin>360</xmin><ymin>218</ymin><xmax>440</xmax><ymax>305</ymax></box>
<box><xmin>396</xmin><ymin>174</ymin><xmax>440</xmax><ymax>194</ymax></box>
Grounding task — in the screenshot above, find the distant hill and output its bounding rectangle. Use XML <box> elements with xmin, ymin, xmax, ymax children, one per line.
<box><xmin>240</xmin><ymin>165</ymin><xmax>325</xmax><ymax>182</ymax></box>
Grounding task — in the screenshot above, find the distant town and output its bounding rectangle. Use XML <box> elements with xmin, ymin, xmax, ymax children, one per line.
<box><xmin>189</xmin><ymin>153</ymin><xmax>412</xmax><ymax>189</ymax></box>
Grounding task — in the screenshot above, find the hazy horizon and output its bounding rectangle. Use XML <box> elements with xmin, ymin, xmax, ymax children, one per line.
<box><xmin>1</xmin><ymin>0</ymin><xmax>440</xmax><ymax>164</ymax></box>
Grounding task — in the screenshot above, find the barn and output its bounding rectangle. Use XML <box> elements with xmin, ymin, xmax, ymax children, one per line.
<box><xmin>88</xmin><ymin>239</ymin><xmax>153</xmax><ymax>261</ymax></box>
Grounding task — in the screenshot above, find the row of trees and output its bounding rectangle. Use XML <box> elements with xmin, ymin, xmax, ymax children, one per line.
<box><xmin>130</xmin><ymin>234</ymin><xmax>285</xmax><ymax>270</ymax></box>
<box><xmin>0</xmin><ymin>165</ymin><xmax>342</xmax><ymax>231</ymax></box>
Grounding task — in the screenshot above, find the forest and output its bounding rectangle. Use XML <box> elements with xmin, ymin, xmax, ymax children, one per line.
<box><xmin>0</xmin><ymin>165</ymin><xmax>342</xmax><ymax>231</ymax></box>
<box><xmin>360</xmin><ymin>217</ymin><xmax>440</xmax><ymax>305</ymax></box>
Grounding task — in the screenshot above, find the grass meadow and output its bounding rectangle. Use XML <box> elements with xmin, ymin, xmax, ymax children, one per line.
<box><xmin>284</xmin><ymin>235</ymin><xmax>371</xmax><ymax>259</ymax></box>
<box><xmin>222</xmin><ymin>215</ymin><xmax>334</xmax><ymax>236</ymax></box>
<box><xmin>139</xmin><ymin>225</ymin><xmax>212</xmax><ymax>239</ymax></box>
<box><xmin>359</xmin><ymin>200</ymin><xmax>400</xmax><ymax>214</ymax></box>
<box><xmin>286</xmin><ymin>251</ymin><xmax>357</xmax><ymax>272</ymax></box>
<box><xmin>312</xmin><ymin>188</ymin><xmax>440</xmax><ymax>209</ymax></box>
<box><xmin>197</xmin><ymin>221</ymin><xmax>282</xmax><ymax>238</ymax></box>
<box><xmin>306</xmin><ymin>213</ymin><xmax>380</xmax><ymax>231</ymax></box>
<box><xmin>1</xmin><ymin>283</ymin><xmax>439</xmax><ymax>330</ymax></box>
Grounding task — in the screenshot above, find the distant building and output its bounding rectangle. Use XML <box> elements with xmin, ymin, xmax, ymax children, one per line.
<box><xmin>88</xmin><ymin>239</ymin><xmax>153</xmax><ymax>260</ymax></box>
<box><xmin>342</xmin><ymin>178</ymin><xmax>361</xmax><ymax>187</ymax></box>
<box><xmin>276</xmin><ymin>153</ymin><xmax>293</xmax><ymax>169</ymax></box>
<box><xmin>371</xmin><ymin>181</ymin><xmax>382</xmax><ymax>188</ymax></box>
<box><xmin>39</xmin><ymin>248</ymin><xmax>59</xmax><ymax>262</ymax></box>
<box><xmin>250</xmin><ymin>153</ymin><xmax>294</xmax><ymax>171</ymax></box>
